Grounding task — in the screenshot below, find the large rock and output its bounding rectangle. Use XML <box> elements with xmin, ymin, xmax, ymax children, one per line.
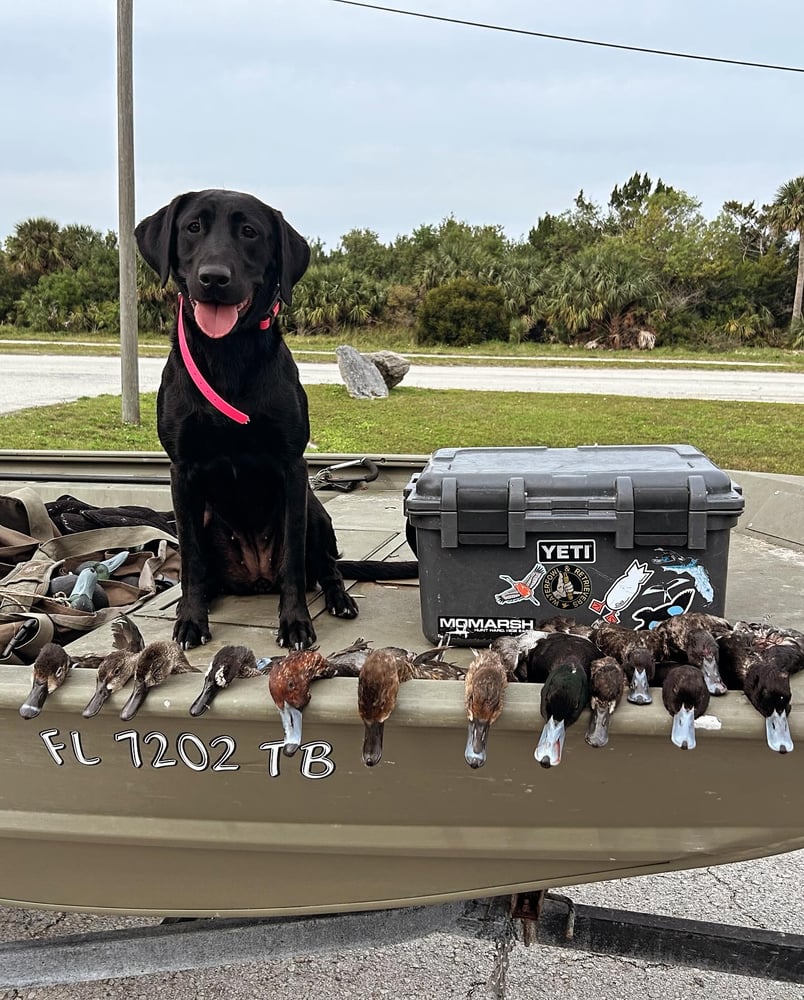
<box><xmin>335</xmin><ymin>345</ymin><xmax>389</xmax><ymax>399</ymax></box>
<box><xmin>363</xmin><ymin>350</ymin><xmax>410</xmax><ymax>389</ymax></box>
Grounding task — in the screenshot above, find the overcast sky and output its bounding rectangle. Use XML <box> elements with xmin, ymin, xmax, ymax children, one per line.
<box><xmin>1</xmin><ymin>0</ymin><xmax>802</xmax><ymax>250</ymax></box>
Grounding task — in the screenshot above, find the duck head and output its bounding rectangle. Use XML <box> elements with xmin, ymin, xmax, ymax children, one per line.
<box><xmin>119</xmin><ymin>641</ymin><xmax>190</xmax><ymax>721</ymax></box>
<box><xmin>623</xmin><ymin>647</ymin><xmax>655</xmax><ymax>705</ymax></box>
<box><xmin>535</xmin><ymin>661</ymin><xmax>590</xmax><ymax>768</ymax></box>
<box><xmin>268</xmin><ymin>649</ymin><xmax>332</xmax><ymax>756</ymax></box>
<box><xmin>686</xmin><ymin>629</ymin><xmax>727</xmax><ymax>695</ymax></box>
<box><xmin>585</xmin><ymin>656</ymin><xmax>625</xmax><ymax>748</ymax></box>
<box><xmin>20</xmin><ymin>643</ymin><xmax>72</xmax><ymax>719</ymax></box>
<box><xmin>82</xmin><ymin>649</ymin><xmax>137</xmax><ymax>718</ymax></box>
<box><xmin>358</xmin><ymin>648</ymin><xmax>406</xmax><ymax>767</ymax></box>
<box><xmin>189</xmin><ymin>644</ymin><xmax>258</xmax><ymax>717</ymax></box>
<box><xmin>744</xmin><ymin>658</ymin><xmax>794</xmax><ymax>754</ymax></box>
<box><xmin>463</xmin><ymin>649</ymin><xmax>507</xmax><ymax>769</ymax></box>
<box><xmin>662</xmin><ymin>664</ymin><xmax>710</xmax><ymax>750</ymax></box>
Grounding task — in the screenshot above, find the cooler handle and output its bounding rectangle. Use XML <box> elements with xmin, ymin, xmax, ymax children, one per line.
<box><xmin>614</xmin><ymin>476</ymin><xmax>635</xmax><ymax>549</ymax></box>
<box><xmin>440</xmin><ymin>476</ymin><xmax>458</xmax><ymax>548</ymax></box>
<box><xmin>508</xmin><ymin>476</ymin><xmax>526</xmax><ymax>549</ymax></box>
<box><xmin>687</xmin><ymin>474</ymin><xmax>708</xmax><ymax>549</ymax></box>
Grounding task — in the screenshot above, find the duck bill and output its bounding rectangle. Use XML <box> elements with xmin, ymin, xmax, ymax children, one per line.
<box><xmin>627</xmin><ymin>668</ymin><xmax>652</xmax><ymax>705</ymax></box>
<box><xmin>464</xmin><ymin>719</ymin><xmax>490</xmax><ymax>769</ymax></box>
<box><xmin>188</xmin><ymin>678</ymin><xmax>219</xmax><ymax>717</ymax></box>
<box><xmin>701</xmin><ymin>655</ymin><xmax>727</xmax><ymax>695</ymax></box>
<box><xmin>119</xmin><ymin>681</ymin><xmax>148</xmax><ymax>722</ymax></box>
<box><xmin>82</xmin><ymin>679</ymin><xmax>111</xmax><ymax>719</ymax></box>
<box><xmin>671</xmin><ymin>705</ymin><xmax>697</xmax><ymax>749</ymax></box>
<box><xmin>585</xmin><ymin>704</ymin><xmax>611</xmax><ymax>748</ymax></box>
<box><xmin>277</xmin><ymin>704</ymin><xmax>304</xmax><ymax>756</ymax></box>
<box><xmin>535</xmin><ymin>717</ymin><xmax>565</xmax><ymax>768</ymax></box>
<box><xmin>20</xmin><ymin>680</ymin><xmax>49</xmax><ymax>720</ymax></box>
<box><xmin>362</xmin><ymin>720</ymin><xmax>385</xmax><ymax>767</ymax></box>
<box><xmin>766</xmin><ymin>710</ymin><xmax>794</xmax><ymax>754</ymax></box>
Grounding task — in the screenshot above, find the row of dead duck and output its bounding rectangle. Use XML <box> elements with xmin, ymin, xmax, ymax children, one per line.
<box><xmin>11</xmin><ymin>611</ymin><xmax>804</xmax><ymax>767</ymax></box>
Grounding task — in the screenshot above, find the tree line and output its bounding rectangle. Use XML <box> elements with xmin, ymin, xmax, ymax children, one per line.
<box><xmin>1</xmin><ymin>172</ymin><xmax>802</xmax><ymax>349</ymax></box>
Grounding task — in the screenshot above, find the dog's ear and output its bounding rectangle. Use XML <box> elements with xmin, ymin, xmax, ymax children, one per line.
<box><xmin>269</xmin><ymin>210</ymin><xmax>311</xmax><ymax>306</ymax></box>
<box><xmin>135</xmin><ymin>194</ymin><xmax>191</xmax><ymax>287</ymax></box>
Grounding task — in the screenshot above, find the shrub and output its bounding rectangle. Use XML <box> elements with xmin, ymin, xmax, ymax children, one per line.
<box><xmin>416</xmin><ymin>278</ymin><xmax>508</xmax><ymax>347</ymax></box>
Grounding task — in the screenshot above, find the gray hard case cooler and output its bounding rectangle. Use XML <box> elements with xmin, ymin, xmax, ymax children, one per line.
<box><xmin>403</xmin><ymin>444</ymin><xmax>744</xmax><ymax>645</ymax></box>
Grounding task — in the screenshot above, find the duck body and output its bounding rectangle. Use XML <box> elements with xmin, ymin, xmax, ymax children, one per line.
<box><xmin>189</xmin><ymin>644</ymin><xmax>263</xmax><ymax>717</ymax></box>
<box><xmin>463</xmin><ymin>648</ymin><xmax>509</xmax><ymax>769</ymax></box>
<box><xmin>535</xmin><ymin>661</ymin><xmax>590</xmax><ymax>768</ymax></box>
<box><xmin>585</xmin><ymin>656</ymin><xmax>625</xmax><ymax>748</ymax></box>
<box><xmin>661</xmin><ymin>664</ymin><xmax>710</xmax><ymax>750</ymax></box>
<box><xmin>592</xmin><ymin>622</ymin><xmax>664</xmax><ymax>704</ymax></box>
<box><xmin>656</xmin><ymin>614</ymin><xmax>729</xmax><ymax>695</ymax></box>
<box><xmin>357</xmin><ymin>647</ymin><xmax>409</xmax><ymax>766</ymax></box>
<box><xmin>119</xmin><ymin>640</ymin><xmax>196</xmax><ymax>721</ymax></box>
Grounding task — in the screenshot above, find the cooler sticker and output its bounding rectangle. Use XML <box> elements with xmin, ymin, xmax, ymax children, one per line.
<box><xmin>537</xmin><ymin>539</ymin><xmax>596</xmax><ymax>564</ymax></box>
<box><xmin>542</xmin><ymin>564</ymin><xmax>592</xmax><ymax>610</ymax></box>
<box><xmin>438</xmin><ymin>616</ymin><xmax>539</xmax><ymax>639</ymax></box>
<box><xmin>651</xmin><ymin>548</ymin><xmax>714</xmax><ymax>604</ymax></box>
<box><xmin>589</xmin><ymin>559</ymin><xmax>653</xmax><ymax>624</ymax></box>
<box><xmin>632</xmin><ymin>583</ymin><xmax>697</xmax><ymax>630</ymax></box>
<box><xmin>494</xmin><ymin>562</ymin><xmax>547</xmax><ymax>607</ymax></box>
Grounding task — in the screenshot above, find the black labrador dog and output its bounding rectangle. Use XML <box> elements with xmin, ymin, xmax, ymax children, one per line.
<box><xmin>135</xmin><ymin>189</ymin><xmax>412</xmax><ymax>650</ymax></box>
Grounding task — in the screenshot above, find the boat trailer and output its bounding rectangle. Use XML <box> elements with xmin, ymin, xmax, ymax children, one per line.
<box><xmin>1</xmin><ymin>891</ymin><xmax>803</xmax><ymax>995</ymax></box>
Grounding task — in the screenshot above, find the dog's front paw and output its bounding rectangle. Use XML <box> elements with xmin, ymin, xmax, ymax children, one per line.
<box><xmin>277</xmin><ymin>616</ymin><xmax>317</xmax><ymax>650</ymax></box>
<box><xmin>173</xmin><ymin>615</ymin><xmax>211</xmax><ymax>650</ymax></box>
<box><xmin>324</xmin><ymin>586</ymin><xmax>359</xmax><ymax>620</ymax></box>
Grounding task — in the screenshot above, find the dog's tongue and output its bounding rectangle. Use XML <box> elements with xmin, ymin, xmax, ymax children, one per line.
<box><xmin>193</xmin><ymin>302</ymin><xmax>239</xmax><ymax>339</ymax></box>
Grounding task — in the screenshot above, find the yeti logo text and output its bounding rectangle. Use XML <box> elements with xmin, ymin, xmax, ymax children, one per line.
<box><xmin>537</xmin><ymin>540</ymin><xmax>596</xmax><ymax>563</ymax></box>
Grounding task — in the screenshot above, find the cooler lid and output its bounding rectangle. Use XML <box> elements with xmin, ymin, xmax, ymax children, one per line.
<box><xmin>403</xmin><ymin>445</ymin><xmax>744</xmax><ymax>550</ymax></box>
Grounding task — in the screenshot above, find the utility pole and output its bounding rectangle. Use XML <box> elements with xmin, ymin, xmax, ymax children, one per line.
<box><xmin>117</xmin><ymin>0</ymin><xmax>139</xmax><ymax>424</ymax></box>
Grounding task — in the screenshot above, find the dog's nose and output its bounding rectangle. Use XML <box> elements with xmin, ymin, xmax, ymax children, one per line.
<box><xmin>198</xmin><ymin>265</ymin><xmax>232</xmax><ymax>289</ymax></box>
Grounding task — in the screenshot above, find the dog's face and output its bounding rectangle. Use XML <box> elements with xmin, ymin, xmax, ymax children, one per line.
<box><xmin>135</xmin><ymin>189</ymin><xmax>310</xmax><ymax>339</ymax></box>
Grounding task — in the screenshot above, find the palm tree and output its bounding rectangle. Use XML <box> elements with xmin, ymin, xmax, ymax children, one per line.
<box><xmin>4</xmin><ymin>217</ymin><xmax>65</xmax><ymax>279</ymax></box>
<box><xmin>767</xmin><ymin>176</ymin><xmax>804</xmax><ymax>323</ymax></box>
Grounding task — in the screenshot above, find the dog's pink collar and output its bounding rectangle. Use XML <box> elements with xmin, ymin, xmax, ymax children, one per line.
<box><xmin>177</xmin><ymin>295</ymin><xmax>250</xmax><ymax>425</ymax></box>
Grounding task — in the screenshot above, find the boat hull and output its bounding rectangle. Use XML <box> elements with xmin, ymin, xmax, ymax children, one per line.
<box><xmin>1</xmin><ymin>670</ymin><xmax>802</xmax><ymax>917</ymax></box>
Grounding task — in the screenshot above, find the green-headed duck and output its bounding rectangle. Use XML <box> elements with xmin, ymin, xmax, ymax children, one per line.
<box><xmin>661</xmin><ymin>664</ymin><xmax>710</xmax><ymax>750</ymax></box>
<box><xmin>20</xmin><ymin>643</ymin><xmax>72</xmax><ymax>719</ymax></box>
<box><xmin>585</xmin><ymin>656</ymin><xmax>625</xmax><ymax>748</ymax></box>
<box><xmin>535</xmin><ymin>661</ymin><xmax>590</xmax><ymax>768</ymax></box>
<box><xmin>524</xmin><ymin>631</ymin><xmax>600</xmax><ymax>684</ymax></box>
<box><xmin>268</xmin><ymin>648</ymin><xmax>338</xmax><ymax>756</ymax></box>
<box><xmin>189</xmin><ymin>644</ymin><xmax>269</xmax><ymax>717</ymax></box>
<box><xmin>119</xmin><ymin>641</ymin><xmax>197</xmax><ymax>721</ymax></box>
<box><xmin>463</xmin><ymin>648</ymin><xmax>510</xmax><ymax>769</ymax></box>
<box><xmin>357</xmin><ymin>647</ymin><xmax>409</xmax><ymax>767</ymax></box>
<box><xmin>82</xmin><ymin>614</ymin><xmax>146</xmax><ymax>718</ymax></box>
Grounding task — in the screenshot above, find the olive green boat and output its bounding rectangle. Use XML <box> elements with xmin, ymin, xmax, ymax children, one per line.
<box><xmin>0</xmin><ymin>456</ymin><xmax>802</xmax><ymax>918</ymax></box>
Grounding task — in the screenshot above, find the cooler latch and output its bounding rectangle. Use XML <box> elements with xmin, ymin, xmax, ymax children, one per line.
<box><xmin>687</xmin><ymin>474</ymin><xmax>708</xmax><ymax>549</ymax></box>
<box><xmin>508</xmin><ymin>477</ymin><xmax>526</xmax><ymax>549</ymax></box>
<box><xmin>440</xmin><ymin>476</ymin><xmax>458</xmax><ymax>548</ymax></box>
<box><xmin>614</xmin><ymin>476</ymin><xmax>634</xmax><ymax>549</ymax></box>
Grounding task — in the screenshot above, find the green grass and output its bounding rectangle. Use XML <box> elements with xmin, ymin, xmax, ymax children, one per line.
<box><xmin>0</xmin><ymin>386</ymin><xmax>800</xmax><ymax>474</ymax></box>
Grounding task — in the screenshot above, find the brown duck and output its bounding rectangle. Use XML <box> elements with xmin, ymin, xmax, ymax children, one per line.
<box><xmin>119</xmin><ymin>641</ymin><xmax>197</xmax><ymax>721</ymax></box>
<box><xmin>585</xmin><ymin>656</ymin><xmax>626</xmax><ymax>748</ymax></box>
<box><xmin>463</xmin><ymin>648</ymin><xmax>511</xmax><ymax>769</ymax></box>
<box><xmin>82</xmin><ymin>614</ymin><xmax>147</xmax><ymax>718</ymax></box>
<box><xmin>661</xmin><ymin>664</ymin><xmax>710</xmax><ymax>750</ymax></box>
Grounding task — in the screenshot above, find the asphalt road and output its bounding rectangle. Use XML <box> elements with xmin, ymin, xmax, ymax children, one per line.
<box><xmin>0</xmin><ymin>354</ymin><xmax>802</xmax><ymax>414</ymax></box>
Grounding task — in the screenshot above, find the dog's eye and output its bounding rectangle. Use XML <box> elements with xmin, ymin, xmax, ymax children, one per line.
<box><xmin>242</xmin><ymin>225</ymin><xmax>258</xmax><ymax>238</ymax></box>
<box><xmin>187</xmin><ymin>221</ymin><xmax>201</xmax><ymax>234</ymax></box>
